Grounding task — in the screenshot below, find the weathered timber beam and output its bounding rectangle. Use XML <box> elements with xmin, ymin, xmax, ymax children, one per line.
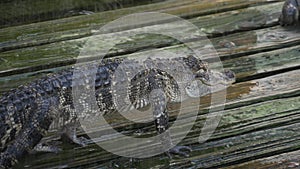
<box><xmin>0</xmin><ymin>0</ymin><xmax>165</xmax><ymax>28</ymax></box>
<box><xmin>1</xmin><ymin>31</ymin><xmax>300</xmax><ymax>94</ymax></box>
<box><xmin>0</xmin><ymin>0</ymin><xmax>283</xmax><ymax>52</ymax></box>
<box><xmin>223</xmin><ymin>149</ymin><xmax>300</xmax><ymax>169</ymax></box>
<box><xmin>0</xmin><ymin>2</ymin><xmax>290</xmax><ymax>78</ymax></box>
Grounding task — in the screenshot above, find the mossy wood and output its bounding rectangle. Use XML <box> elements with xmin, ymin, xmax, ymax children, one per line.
<box><xmin>0</xmin><ymin>0</ymin><xmax>165</xmax><ymax>28</ymax></box>
<box><xmin>0</xmin><ymin>0</ymin><xmax>299</xmax><ymax>168</ymax></box>
<box><xmin>0</xmin><ymin>0</ymin><xmax>282</xmax><ymax>52</ymax></box>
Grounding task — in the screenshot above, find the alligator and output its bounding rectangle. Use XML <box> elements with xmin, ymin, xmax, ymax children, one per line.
<box><xmin>0</xmin><ymin>55</ymin><xmax>235</xmax><ymax>168</ymax></box>
<box><xmin>279</xmin><ymin>0</ymin><xmax>300</xmax><ymax>26</ymax></box>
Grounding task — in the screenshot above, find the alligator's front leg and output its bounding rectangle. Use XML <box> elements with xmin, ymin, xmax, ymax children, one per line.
<box><xmin>33</xmin><ymin>112</ymin><xmax>88</xmax><ymax>154</ymax></box>
<box><xmin>62</xmin><ymin>122</ymin><xmax>88</xmax><ymax>146</ymax></box>
<box><xmin>57</xmin><ymin>88</ymin><xmax>89</xmax><ymax>147</ymax></box>
<box><xmin>150</xmin><ymin>89</ymin><xmax>192</xmax><ymax>158</ymax></box>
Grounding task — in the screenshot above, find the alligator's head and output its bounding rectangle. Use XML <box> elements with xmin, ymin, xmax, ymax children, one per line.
<box><xmin>183</xmin><ymin>55</ymin><xmax>235</xmax><ymax>98</ymax></box>
<box><xmin>279</xmin><ymin>0</ymin><xmax>299</xmax><ymax>26</ymax></box>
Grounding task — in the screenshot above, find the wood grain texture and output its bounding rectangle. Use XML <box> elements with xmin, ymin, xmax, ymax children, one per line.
<box><xmin>0</xmin><ymin>0</ymin><xmax>283</xmax><ymax>52</ymax></box>
<box><xmin>0</xmin><ymin>0</ymin><xmax>165</xmax><ymax>28</ymax></box>
<box><xmin>0</xmin><ymin>0</ymin><xmax>299</xmax><ymax>168</ymax></box>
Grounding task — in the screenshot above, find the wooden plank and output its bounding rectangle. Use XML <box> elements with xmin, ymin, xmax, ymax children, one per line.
<box><xmin>0</xmin><ymin>2</ymin><xmax>288</xmax><ymax>77</ymax></box>
<box><xmin>14</xmin><ymin>69</ymin><xmax>300</xmax><ymax>168</ymax></box>
<box><xmin>3</xmin><ymin>34</ymin><xmax>299</xmax><ymax>167</ymax></box>
<box><xmin>223</xmin><ymin>150</ymin><xmax>300</xmax><ymax>169</ymax></box>
<box><xmin>3</xmin><ymin>17</ymin><xmax>298</xmax><ymax>164</ymax></box>
<box><xmin>0</xmin><ymin>0</ymin><xmax>165</xmax><ymax>28</ymax></box>
<box><xmin>180</xmin><ymin>123</ymin><xmax>300</xmax><ymax>168</ymax></box>
<box><xmin>0</xmin><ymin>1</ymin><xmax>298</xmax><ymax>168</ymax></box>
<box><xmin>1</xmin><ymin>29</ymin><xmax>300</xmax><ymax>95</ymax></box>
<box><xmin>222</xmin><ymin>43</ymin><xmax>300</xmax><ymax>81</ymax></box>
<box><xmin>0</xmin><ymin>0</ymin><xmax>282</xmax><ymax>52</ymax></box>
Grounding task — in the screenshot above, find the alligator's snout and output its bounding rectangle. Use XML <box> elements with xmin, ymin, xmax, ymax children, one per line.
<box><xmin>185</xmin><ymin>69</ymin><xmax>235</xmax><ymax>98</ymax></box>
<box><xmin>195</xmin><ymin>69</ymin><xmax>235</xmax><ymax>86</ymax></box>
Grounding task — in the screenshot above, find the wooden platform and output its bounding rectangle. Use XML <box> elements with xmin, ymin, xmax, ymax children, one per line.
<box><xmin>1</xmin><ymin>0</ymin><xmax>300</xmax><ymax>168</ymax></box>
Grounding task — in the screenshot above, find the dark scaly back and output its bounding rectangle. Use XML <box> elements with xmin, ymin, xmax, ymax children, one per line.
<box><xmin>0</xmin><ymin>67</ymin><xmax>74</xmax><ymax>147</ymax></box>
<box><xmin>0</xmin><ymin>56</ymin><xmax>216</xmax><ymax>168</ymax></box>
<box><xmin>0</xmin><ymin>85</ymin><xmax>38</xmax><ymax>149</ymax></box>
<box><xmin>0</xmin><ymin>59</ymin><xmax>121</xmax><ymax>147</ymax></box>
<box><xmin>0</xmin><ymin>56</ymin><xmax>205</xmax><ymax>150</ymax></box>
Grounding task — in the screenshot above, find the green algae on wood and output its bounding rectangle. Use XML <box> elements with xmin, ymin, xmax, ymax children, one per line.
<box><xmin>1</xmin><ymin>0</ymin><xmax>299</xmax><ymax>168</ymax></box>
<box><xmin>222</xmin><ymin>44</ymin><xmax>300</xmax><ymax>81</ymax></box>
<box><xmin>0</xmin><ymin>0</ymin><xmax>166</xmax><ymax>28</ymax></box>
<box><xmin>0</xmin><ymin>0</ymin><xmax>282</xmax><ymax>52</ymax></box>
<box><xmin>1</xmin><ymin>29</ymin><xmax>300</xmax><ymax>94</ymax></box>
<box><xmin>223</xmin><ymin>149</ymin><xmax>300</xmax><ymax>169</ymax></box>
<box><xmin>0</xmin><ymin>2</ymin><xmax>289</xmax><ymax>77</ymax></box>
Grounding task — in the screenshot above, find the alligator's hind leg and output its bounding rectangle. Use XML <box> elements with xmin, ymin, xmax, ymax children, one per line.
<box><xmin>33</xmin><ymin>119</ymin><xmax>88</xmax><ymax>153</ymax></box>
<box><xmin>57</xmin><ymin>87</ymin><xmax>89</xmax><ymax>147</ymax></box>
<box><xmin>150</xmin><ymin>89</ymin><xmax>192</xmax><ymax>158</ymax></box>
<box><xmin>0</xmin><ymin>98</ymin><xmax>53</xmax><ymax>168</ymax></box>
<box><xmin>33</xmin><ymin>140</ymin><xmax>62</xmax><ymax>153</ymax></box>
<box><xmin>0</xmin><ymin>127</ymin><xmax>44</xmax><ymax>168</ymax></box>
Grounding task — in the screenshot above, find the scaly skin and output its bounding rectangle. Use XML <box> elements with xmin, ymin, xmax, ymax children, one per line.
<box><xmin>0</xmin><ymin>56</ymin><xmax>235</xmax><ymax>168</ymax></box>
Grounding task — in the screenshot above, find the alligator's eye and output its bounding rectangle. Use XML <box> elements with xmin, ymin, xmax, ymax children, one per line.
<box><xmin>195</xmin><ymin>70</ymin><xmax>209</xmax><ymax>81</ymax></box>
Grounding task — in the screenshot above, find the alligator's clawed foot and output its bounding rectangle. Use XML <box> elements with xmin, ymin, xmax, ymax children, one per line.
<box><xmin>33</xmin><ymin>143</ymin><xmax>62</xmax><ymax>153</ymax></box>
<box><xmin>63</xmin><ymin>125</ymin><xmax>89</xmax><ymax>147</ymax></box>
<box><xmin>69</xmin><ymin>136</ymin><xmax>88</xmax><ymax>147</ymax></box>
<box><xmin>167</xmin><ymin>145</ymin><xmax>192</xmax><ymax>158</ymax></box>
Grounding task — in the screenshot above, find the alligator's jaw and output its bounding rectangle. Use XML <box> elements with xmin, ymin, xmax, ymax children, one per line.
<box><xmin>185</xmin><ymin>69</ymin><xmax>235</xmax><ymax>98</ymax></box>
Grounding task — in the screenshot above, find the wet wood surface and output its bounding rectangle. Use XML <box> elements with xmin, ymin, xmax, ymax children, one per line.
<box><xmin>1</xmin><ymin>0</ymin><xmax>300</xmax><ymax>168</ymax></box>
<box><xmin>0</xmin><ymin>0</ymin><xmax>165</xmax><ymax>28</ymax></box>
<box><xmin>0</xmin><ymin>0</ymin><xmax>281</xmax><ymax>52</ymax></box>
